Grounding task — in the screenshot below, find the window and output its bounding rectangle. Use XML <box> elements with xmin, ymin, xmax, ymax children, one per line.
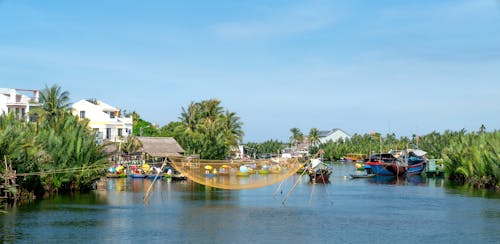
<box><xmin>106</xmin><ymin>128</ymin><xmax>111</xmax><ymax>139</ymax></box>
<box><xmin>21</xmin><ymin>108</ymin><xmax>25</xmax><ymax>118</ymax></box>
<box><xmin>118</xmin><ymin>128</ymin><xmax>123</xmax><ymax>137</ymax></box>
<box><xmin>110</xmin><ymin>112</ymin><xmax>115</xmax><ymax>119</ymax></box>
<box><xmin>80</xmin><ymin>111</ymin><xmax>86</xmax><ymax>119</ymax></box>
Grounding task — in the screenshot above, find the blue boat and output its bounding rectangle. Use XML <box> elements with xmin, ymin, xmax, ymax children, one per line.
<box><xmin>147</xmin><ymin>173</ymin><xmax>164</xmax><ymax>179</ymax></box>
<box><xmin>407</xmin><ymin>162</ymin><xmax>426</xmax><ymax>175</ymax></box>
<box><xmin>365</xmin><ymin>153</ymin><xmax>406</xmax><ymax>176</ymax></box>
<box><xmin>129</xmin><ymin>173</ymin><xmax>147</xmax><ymax>178</ymax></box>
<box><xmin>403</xmin><ymin>149</ymin><xmax>428</xmax><ymax>175</ymax></box>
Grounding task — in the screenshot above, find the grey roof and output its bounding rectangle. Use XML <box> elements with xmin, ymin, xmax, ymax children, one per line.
<box><xmin>136</xmin><ymin>137</ymin><xmax>184</xmax><ymax>157</ymax></box>
<box><xmin>318</xmin><ymin>128</ymin><xmax>351</xmax><ymax>138</ymax></box>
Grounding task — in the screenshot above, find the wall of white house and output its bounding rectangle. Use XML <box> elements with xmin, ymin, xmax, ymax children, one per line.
<box><xmin>319</xmin><ymin>131</ymin><xmax>351</xmax><ymax>144</ymax></box>
<box><xmin>0</xmin><ymin>90</ymin><xmax>38</xmax><ymax>121</ymax></box>
<box><xmin>72</xmin><ymin>100</ymin><xmax>133</xmax><ymax>142</ymax></box>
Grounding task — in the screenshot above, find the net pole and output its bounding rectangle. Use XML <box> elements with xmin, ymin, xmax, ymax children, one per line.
<box><xmin>281</xmin><ymin>169</ymin><xmax>307</xmax><ymax>206</ymax></box>
<box><xmin>143</xmin><ymin>159</ymin><xmax>167</xmax><ymax>204</ymax></box>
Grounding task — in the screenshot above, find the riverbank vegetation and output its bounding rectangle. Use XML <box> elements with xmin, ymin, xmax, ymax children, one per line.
<box><xmin>314</xmin><ymin>127</ymin><xmax>499</xmax><ymax>190</ymax></box>
<box><xmin>0</xmin><ymin>85</ymin><xmax>107</xmax><ymax>201</ymax></box>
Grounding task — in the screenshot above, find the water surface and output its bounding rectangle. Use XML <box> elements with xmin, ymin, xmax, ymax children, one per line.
<box><xmin>2</xmin><ymin>164</ymin><xmax>500</xmax><ymax>243</ymax></box>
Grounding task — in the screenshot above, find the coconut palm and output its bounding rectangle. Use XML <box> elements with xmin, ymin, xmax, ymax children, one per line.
<box><xmin>221</xmin><ymin>111</ymin><xmax>244</xmax><ymax>146</ymax></box>
<box><xmin>180</xmin><ymin>102</ymin><xmax>201</xmax><ymax>132</ymax></box>
<box><xmin>119</xmin><ymin>135</ymin><xmax>143</xmax><ymax>155</ymax></box>
<box><xmin>308</xmin><ymin>128</ymin><xmax>320</xmax><ymax>148</ymax></box>
<box><xmin>38</xmin><ymin>84</ymin><xmax>71</xmax><ymax>123</ymax></box>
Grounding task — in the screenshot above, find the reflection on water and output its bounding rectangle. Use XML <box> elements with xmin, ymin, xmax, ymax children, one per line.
<box><xmin>366</xmin><ymin>175</ymin><xmax>429</xmax><ymax>186</ymax></box>
<box><xmin>2</xmin><ymin>165</ymin><xmax>500</xmax><ymax>243</ymax></box>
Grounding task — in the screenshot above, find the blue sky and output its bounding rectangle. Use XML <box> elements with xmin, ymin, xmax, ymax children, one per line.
<box><xmin>1</xmin><ymin>0</ymin><xmax>499</xmax><ymax>142</ymax></box>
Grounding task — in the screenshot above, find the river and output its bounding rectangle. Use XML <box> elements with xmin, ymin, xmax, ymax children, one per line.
<box><xmin>2</xmin><ymin>164</ymin><xmax>500</xmax><ymax>243</ymax></box>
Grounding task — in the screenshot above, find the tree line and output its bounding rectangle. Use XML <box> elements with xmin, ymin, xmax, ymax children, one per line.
<box><xmin>1</xmin><ymin>85</ymin><xmax>246</xmax><ymax>203</ymax></box>
<box><xmin>0</xmin><ymin>85</ymin><xmax>107</xmax><ymax>201</ymax></box>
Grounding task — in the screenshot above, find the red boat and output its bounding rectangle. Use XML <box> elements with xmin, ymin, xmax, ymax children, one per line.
<box><xmin>308</xmin><ymin>168</ymin><xmax>332</xmax><ymax>183</ymax></box>
<box><xmin>365</xmin><ymin>153</ymin><xmax>407</xmax><ymax>176</ymax></box>
<box><xmin>307</xmin><ymin>159</ymin><xmax>332</xmax><ymax>183</ymax></box>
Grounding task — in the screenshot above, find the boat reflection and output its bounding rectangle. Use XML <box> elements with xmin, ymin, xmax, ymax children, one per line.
<box><xmin>368</xmin><ymin>175</ymin><xmax>426</xmax><ymax>186</ymax></box>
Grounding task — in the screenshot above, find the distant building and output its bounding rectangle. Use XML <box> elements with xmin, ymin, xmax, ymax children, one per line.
<box><xmin>71</xmin><ymin>99</ymin><xmax>133</xmax><ymax>143</ymax></box>
<box><xmin>318</xmin><ymin>128</ymin><xmax>351</xmax><ymax>144</ymax></box>
<box><xmin>0</xmin><ymin>88</ymin><xmax>40</xmax><ymax>122</ymax></box>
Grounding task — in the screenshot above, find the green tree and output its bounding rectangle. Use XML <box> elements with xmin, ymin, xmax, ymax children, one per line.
<box><xmin>119</xmin><ymin>135</ymin><xmax>142</xmax><ymax>155</ymax></box>
<box><xmin>37</xmin><ymin>84</ymin><xmax>71</xmax><ymax>126</ymax></box>
<box><xmin>170</xmin><ymin>99</ymin><xmax>244</xmax><ymax>160</ymax></box>
<box><xmin>308</xmin><ymin>128</ymin><xmax>320</xmax><ymax>148</ymax></box>
<box><xmin>289</xmin><ymin>127</ymin><xmax>303</xmax><ymax>148</ymax></box>
<box><xmin>132</xmin><ymin>112</ymin><xmax>158</xmax><ymax>136</ymax></box>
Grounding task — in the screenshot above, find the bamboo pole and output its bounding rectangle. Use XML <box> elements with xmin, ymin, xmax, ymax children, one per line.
<box><xmin>281</xmin><ymin>167</ymin><xmax>307</xmax><ymax>206</ymax></box>
<box><xmin>143</xmin><ymin>159</ymin><xmax>167</xmax><ymax>204</ymax></box>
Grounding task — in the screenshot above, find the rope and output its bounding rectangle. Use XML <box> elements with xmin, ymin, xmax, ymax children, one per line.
<box><xmin>14</xmin><ymin>164</ymin><xmax>109</xmax><ymax>177</ymax></box>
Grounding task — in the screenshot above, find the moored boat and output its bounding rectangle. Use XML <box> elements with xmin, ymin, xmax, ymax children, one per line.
<box><xmin>349</xmin><ymin>173</ymin><xmax>376</xmax><ymax>179</ymax></box>
<box><xmin>129</xmin><ymin>173</ymin><xmax>147</xmax><ymax>178</ymax></box>
<box><xmin>404</xmin><ymin>149</ymin><xmax>428</xmax><ymax>175</ymax></box>
<box><xmin>307</xmin><ymin>158</ymin><xmax>332</xmax><ymax>183</ymax></box>
<box><xmin>365</xmin><ymin>153</ymin><xmax>406</xmax><ymax>176</ymax></box>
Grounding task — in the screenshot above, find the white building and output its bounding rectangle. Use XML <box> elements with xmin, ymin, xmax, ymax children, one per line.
<box><xmin>318</xmin><ymin>128</ymin><xmax>351</xmax><ymax>144</ymax></box>
<box><xmin>0</xmin><ymin>88</ymin><xmax>40</xmax><ymax>121</ymax></box>
<box><xmin>72</xmin><ymin>99</ymin><xmax>133</xmax><ymax>143</ymax></box>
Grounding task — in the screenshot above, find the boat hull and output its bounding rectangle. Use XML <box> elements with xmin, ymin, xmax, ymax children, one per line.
<box><xmin>407</xmin><ymin>162</ymin><xmax>426</xmax><ymax>175</ymax></box>
<box><xmin>308</xmin><ymin>169</ymin><xmax>331</xmax><ymax>183</ymax></box>
<box><xmin>366</xmin><ymin>161</ymin><xmax>406</xmax><ymax>176</ymax></box>
<box><xmin>129</xmin><ymin>173</ymin><xmax>147</xmax><ymax>178</ymax></box>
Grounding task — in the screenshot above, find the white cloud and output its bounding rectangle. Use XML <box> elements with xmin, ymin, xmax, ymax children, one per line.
<box><xmin>213</xmin><ymin>1</ymin><xmax>339</xmax><ymax>39</ymax></box>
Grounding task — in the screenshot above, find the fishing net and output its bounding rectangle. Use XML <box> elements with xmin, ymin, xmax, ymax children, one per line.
<box><xmin>169</xmin><ymin>157</ymin><xmax>302</xmax><ymax>190</ymax></box>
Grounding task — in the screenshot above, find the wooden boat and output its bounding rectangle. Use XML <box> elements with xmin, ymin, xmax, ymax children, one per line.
<box><xmin>106</xmin><ymin>173</ymin><xmax>122</xmax><ymax>178</ymax></box>
<box><xmin>405</xmin><ymin>149</ymin><xmax>428</xmax><ymax>175</ymax></box>
<box><xmin>349</xmin><ymin>173</ymin><xmax>376</xmax><ymax>179</ymax></box>
<box><xmin>147</xmin><ymin>173</ymin><xmax>164</xmax><ymax>179</ymax></box>
<box><xmin>308</xmin><ymin>158</ymin><xmax>332</xmax><ymax>183</ymax></box>
<box><xmin>236</xmin><ymin>171</ymin><xmax>249</xmax><ymax>177</ymax></box>
<box><xmin>407</xmin><ymin>162</ymin><xmax>425</xmax><ymax>175</ymax></box>
<box><xmin>309</xmin><ymin>168</ymin><xmax>331</xmax><ymax>183</ymax></box>
<box><xmin>171</xmin><ymin>172</ymin><xmax>187</xmax><ymax>180</ymax></box>
<box><xmin>365</xmin><ymin>153</ymin><xmax>406</xmax><ymax>176</ymax></box>
<box><xmin>129</xmin><ymin>172</ymin><xmax>147</xmax><ymax>178</ymax></box>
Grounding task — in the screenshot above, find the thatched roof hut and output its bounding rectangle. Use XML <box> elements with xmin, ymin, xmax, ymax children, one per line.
<box><xmin>136</xmin><ymin>137</ymin><xmax>184</xmax><ymax>158</ymax></box>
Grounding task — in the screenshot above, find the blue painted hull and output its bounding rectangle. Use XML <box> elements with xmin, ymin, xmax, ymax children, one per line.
<box><xmin>129</xmin><ymin>174</ymin><xmax>147</xmax><ymax>178</ymax></box>
<box><xmin>407</xmin><ymin>162</ymin><xmax>425</xmax><ymax>175</ymax></box>
<box><xmin>367</xmin><ymin>164</ymin><xmax>395</xmax><ymax>176</ymax></box>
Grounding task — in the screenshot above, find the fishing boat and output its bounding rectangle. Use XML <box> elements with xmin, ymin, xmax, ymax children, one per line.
<box><xmin>365</xmin><ymin>153</ymin><xmax>406</xmax><ymax>176</ymax></box>
<box><xmin>307</xmin><ymin>158</ymin><xmax>332</xmax><ymax>183</ymax></box>
<box><xmin>147</xmin><ymin>173</ymin><xmax>164</xmax><ymax>179</ymax></box>
<box><xmin>129</xmin><ymin>172</ymin><xmax>147</xmax><ymax>178</ymax></box>
<box><xmin>404</xmin><ymin>149</ymin><xmax>428</xmax><ymax>175</ymax></box>
<box><xmin>349</xmin><ymin>173</ymin><xmax>376</xmax><ymax>179</ymax></box>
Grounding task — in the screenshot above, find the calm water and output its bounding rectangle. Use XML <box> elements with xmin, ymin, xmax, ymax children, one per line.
<box><xmin>2</xmin><ymin>164</ymin><xmax>500</xmax><ymax>243</ymax></box>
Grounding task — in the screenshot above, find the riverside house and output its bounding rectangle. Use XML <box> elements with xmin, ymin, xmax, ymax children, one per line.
<box><xmin>0</xmin><ymin>88</ymin><xmax>41</xmax><ymax>122</ymax></box>
<box><xmin>72</xmin><ymin>99</ymin><xmax>133</xmax><ymax>143</ymax></box>
<box><xmin>318</xmin><ymin>128</ymin><xmax>351</xmax><ymax>144</ymax></box>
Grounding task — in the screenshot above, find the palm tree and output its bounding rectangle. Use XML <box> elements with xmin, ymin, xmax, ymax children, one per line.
<box><xmin>119</xmin><ymin>135</ymin><xmax>143</xmax><ymax>155</ymax></box>
<box><xmin>289</xmin><ymin>127</ymin><xmax>303</xmax><ymax>150</ymax></box>
<box><xmin>180</xmin><ymin>102</ymin><xmax>201</xmax><ymax>132</ymax></box>
<box><xmin>39</xmin><ymin>84</ymin><xmax>70</xmax><ymax>120</ymax></box>
<box><xmin>308</xmin><ymin>128</ymin><xmax>320</xmax><ymax>148</ymax></box>
<box><xmin>221</xmin><ymin>110</ymin><xmax>244</xmax><ymax>147</ymax></box>
<box><xmin>200</xmin><ymin>99</ymin><xmax>223</xmax><ymax>123</ymax></box>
